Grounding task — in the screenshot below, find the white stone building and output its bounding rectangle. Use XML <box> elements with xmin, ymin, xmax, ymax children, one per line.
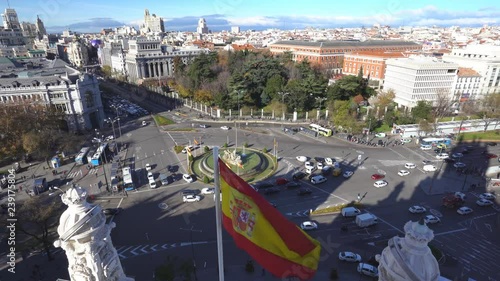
<box><xmin>451</xmin><ymin>67</ymin><xmax>481</xmax><ymax>108</ymax></box>
<box><xmin>1</xmin><ymin>8</ymin><xmax>20</xmax><ymax>30</ymax></box>
<box><xmin>0</xmin><ymin>58</ymin><xmax>104</xmax><ymax>131</ymax></box>
<box><xmin>384</xmin><ymin>57</ymin><xmax>459</xmax><ymax>109</ymax></box>
<box><xmin>140</xmin><ymin>9</ymin><xmax>164</xmax><ymax>34</ymax></box>
<box><xmin>66</xmin><ymin>40</ymin><xmax>89</xmax><ymax>68</ymax></box>
<box><xmin>442</xmin><ymin>45</ymin><xmax>500</xmax><ymax>97</ymax></box>
<box><xmin>197</xmin><ymin>18</ymin><xmax>209</xmax><ymax>34</ymax></box>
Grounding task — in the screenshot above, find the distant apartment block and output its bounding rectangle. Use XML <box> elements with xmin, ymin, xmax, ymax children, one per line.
<box><xmin>453</xmin><ymin>67</ymin><xmax>481</xmax><ymax>105</ymax></box>
<box><xmin>384</xmin><ymin>57</ymin><xmax>458</xmax><ymax>109</ymax></box>
<box><xmin>269</xmin><ymin>40</ymin><xmax>421</xmax><ymax>74</ymax></box>
<box><xmin>140</xmin><ymin>9</ymin><xmax>164</xmax><ymax>34</ymax></box>
<box><xmin>342</xmin><ymin>51</ymin><xmax>408</xmax><ymax>83</ymax></box>
<box><xmin>442</xmin><ymin>45</ymin><xmax>500</xmax><ymax>97</ymax></box>
<box><xmin>197</xmin><ymin>18</ymin><xmax>209</xmax><ymax>34</ymax></box>
<box><xmin>231</xmin><ymin>26</ymin><xmax>240</xmax><ymax>33</ymax></box>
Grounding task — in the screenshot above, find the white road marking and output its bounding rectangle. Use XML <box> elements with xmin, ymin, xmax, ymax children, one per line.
<box><xmin>434</xmin><ymin>228</ymin><xmax>468</xmax><ymax>236</ymax></box>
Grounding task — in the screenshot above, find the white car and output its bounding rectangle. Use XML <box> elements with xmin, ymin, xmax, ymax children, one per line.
<box><xmin>201</xmin><ymin>187</ymin><xmax>215</xmax><ymax>195</ymax></box>
<box><xmin>423</xmin><ymin>165</ymin><xmax>437</xmax><ymax>172</ymax></box>
<box><xmin>409</xmin><ymin>206</ymin><xmax>426</xmax><ymax>214</ymax></box>
<box><xmin>424</xmin><ymin>215</ymin><xmax>441</xmax><ymax>224</ymax></box>
<box><xmin>300</xmin><ymin>221</ymin><xmax>318</xmax><ymax>231</ymax></box>
<box><xmin>220</xmin><ymin>126</ymin><xmax>230</xmax><ymax>130</ymax></box>
<box><xmin>375</xmin><ymin>133</ymin><xmax>386</xmax><ymax>138</ymax></box>
<box><xmin>357</xmin><ymin>263</ymin><xmax>378</xmax><ymax>278</ymax></box>
<box><xmin>149</xmin><ymin>180</ymin><xmax>157</xmax><ymax>189</ymax></box>
<box><xmin>181</xmin><ymin>145</ymin><xmax>194</xmax><ymax>154</ymax></box>
<box><xmin>398</xmin><ymin>170</ymin><xmax>410</xmax><ymax>176</ymax></box>
<box><xmin>343</xmin><ymin>171</ymin><xmax>354</xmax><ymax>178</ymax></box>
<box><xmin>296</xmin><ymin>156</ymin><xmax>308</xmax><ymax>162</ymax></box>
<box><xmin>183</xmin><ymin>195</ymin><xmax>201</xmax><ymax>202</ymax></box>
<box><xmin>480</xmin><ymin>193</ymin><xmax>495</xmax><ymax>200</ymax></box>
<box><xmin>453</xmin><ymin>162</ymin><xmax>466</xmax><ymax>169</ymax></box>
<box><xmin>325</xmin><ymin>157</ymin><xmax>334</xmax><ymax>165</ymax></box>
<box><xmin>421</xmin><ymin>145</ymin><xmax>432</xmax><ymax>150</ymax></box>
<box><xmin>476</xmin><ymin>199</ymin><xmax>493</xmax><ymax>206</ymax></box>
<box><xmin>454</xmin><ymin>192</ymin><xmax>466</xmax><ymax>200</ymax></box>
<box><xmin>401</xmin><ymin>138</ymin><xmax>412</xmax><ymax>143</ymax></box>
<box><xmin>182</xmin><ymin>174</ymin><xmax>194</xmax><ymax>183</ymax></box>
<box><xmin>405</xmin><ymin>163</ymin><xmax>416</xmax><ymax>169</ymax></box>
<box><xmin>374</xmin><ymin>180</ymin><xmax>388</xmax><ymax>188</ymax></box>
<box><xmin>436</xmin><ymin>153</ymin><xmax>449</xmax><ymax>159</ymax></box>
<box><xmin>145</xmin><ymin>163</ymin><xmax>152</xmax><ymax>171</ymax></box>
<box><xmin>142</xmin><ymin>120</ymin><xmax>147</xmax><ymax>126</ymax></box>
<box><xmin>304</xmin><ymin>161</ymin><xmax>314</xmax><ymax>169</ymax></box>
<box><xmin>316</xmin><ymin>162</ymin><xmax>324</xmax><ymax>169</ymax></box>
<box><xmin>147</xmin><ymin>172</ymin><xmax>154</xmax><ymax>181</ymax></box>
<box><xmin>451</xmin><ymin>153</ymin><xmax>464</xmax><ymax>158</ymax></box>
<box><xmin>457</xmin><ymin>206</ymin><xmax>473</xmax><ymax>215</ymax></box>
<box><xmin>338</xmin><ymin>252</ymin><xmax>362</xmax><ymax>262</ymax></box>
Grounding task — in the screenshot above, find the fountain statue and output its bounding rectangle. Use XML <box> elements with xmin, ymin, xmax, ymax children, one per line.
<box><xmin>222</xmin><ymin>149</ymin><xmax>243</xmax><ymax>167</ymax></box>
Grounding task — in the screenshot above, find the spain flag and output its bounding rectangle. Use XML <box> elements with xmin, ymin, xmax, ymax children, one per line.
<box><xmin>218</xmin><ymin>159</ymin><xmax>321</xmax><ymax>280</ymax></box>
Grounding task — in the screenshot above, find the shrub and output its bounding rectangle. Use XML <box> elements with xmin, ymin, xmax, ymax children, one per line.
<box><xmin>204</xmin><ymin>145</ymin><xmax>210</xmax><ymax>153</ymax></box>
<box><xmin>174</xmin><ymin>145</ymin><xmax>184</xmax><ymax>153</ymax></box>
<box><xmin>243</xmin><ymin>142</ymin><xmax>249</xmax><ymax>148</ymax></box>
<box><xmin>203</xmin><ymin>175</ymin><xmax>210</xmax><ymax>184</ymax></box>
<box><xmin>262</xmin><ymin>147</ymin><xmax>268</xmax><ymax>153</ymax></box>
<box><xmin>223</xmin><ymin>143</ymin><xmax>228</xmax><ymax>148</ymax></box>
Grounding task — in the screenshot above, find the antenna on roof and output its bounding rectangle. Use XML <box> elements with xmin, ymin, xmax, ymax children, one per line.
<box><xmin>6</xmin><ymin>0</ymin><xmax>10</xmax><ymax>8</ymax></box>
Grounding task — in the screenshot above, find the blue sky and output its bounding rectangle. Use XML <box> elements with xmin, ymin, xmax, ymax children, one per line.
<box><xmin>6</xmin><ymin>0</ymin><xmax>500</xmax><ymax>32</ymax></box>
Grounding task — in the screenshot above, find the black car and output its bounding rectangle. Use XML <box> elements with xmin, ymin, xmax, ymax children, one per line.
<box><xmin>103</xmin><ymin>208</ymin><xmax>121</xmax><ymax>216</ymax></box>
<box><xmin>199</xmin><ymin>124</ymin><xmax>210</xmax><ymax>128</ymax></box>
<box><xmin>487</xmin><ymin>142</ymin><xmax>497</xmax><ymax>146</ymax></box>
<box><xmin>314</xmin><ymin>157</ymin><xmax>324</xmax><ymax>163</ymax></box>
<box><xmin>286</xmin><ymin>181</ymin><xmax>301</xmax><ymax>189</ymax></box>
<box><xmin>292</xmin><ymin>171</ymin><xmax>307</xmax><ymax>181</ymax></box>
<box><xmin>444</xmin><ymin>158</ymin><xmax>456</xmax><ymax>163</ymax></box>
<box><xmin>297</xmin><ymin>188</ymin><xmax>312</xmax><ymax>196</ymax></box>
<box><xmin>264</xmin><ymin>187</ymin><xmax>280</xmax><ymax>195</ymax></box>
<box><xmin>254</xmin><ymin>181</ymin><xmax>274</xmax><ymax>189</ymax></box>
<box><xmin>180</xmin><ymin>189</ymin><xmax>198</xmax><ymax>196</ymax></box>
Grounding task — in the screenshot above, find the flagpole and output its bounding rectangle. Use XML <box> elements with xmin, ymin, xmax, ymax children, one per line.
<box><xmin>213</xmin><ymin>147</ymin><xmax>225</xmax><ymax>281</ymax></box>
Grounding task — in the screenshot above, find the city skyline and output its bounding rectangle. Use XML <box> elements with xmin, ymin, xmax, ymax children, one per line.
<box><xmin>4</xmin><ymin>0</ymin><xmax>500</xmax><ymax>33</ymax></box>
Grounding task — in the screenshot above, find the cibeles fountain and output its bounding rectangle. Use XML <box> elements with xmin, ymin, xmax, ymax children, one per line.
<box><xmin>54</xmin><ymin>186</ymin><xmax>134</xmax><ymax>281</ymax></box>
<box><xmin>376</xmin><ymin>219</ymin><xmax>440</xmax><ymax>281</ymax></box>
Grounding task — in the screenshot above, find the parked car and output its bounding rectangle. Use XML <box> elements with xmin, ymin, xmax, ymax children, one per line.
<box><xmin>325</xmin><ymin>157</ymin><xmax>334</xmax><ymax>165</ymax></box>
<box><xmin>453</xmin><ymin>162</ymin><xmax>466</xmax><ymax>169</ymax></box>
<box><xmin>409</xmin><ymin>206</ymin><xmax>426</xmax><ymax>214</ymax></box>
<box><xmin>180</xmin><ymin>189</ymin><xmax>198</xmax><ymax>197</ymax></box>
<box><xmin>296</xmin><ymin>156</ymin><xmax>308</xmax><ymax>162</ymax></box>
<box><xmin>285</xmin><ymin>182</ymin><xmax>301</xmax><ymax>189</ymax></box>
<box><xmin>454</xmin><ymin>192</ymin><xmax>466</xmax><ymax>200</ymax></box>
<box><xmin>147</xmin><ymin>172</ymin><xmax>154</xmax><ymax>181</ymax></box>
<box><xmin>405</xmin><ymin>163</ymin><xmax>416</xmax><ymax>169</ymax></box>
<box><xmin>423</xmin><ymin>165</ymin><xmax>437</xmax><ymax>172</ymax></box>
<box><xmin>220</xmin><ymin>126</ymin><xmax>230</xmax><ymax>130</ymax></box>
<box><xmin>310</xmin><ymin>175</ymin><xmax>327</xmax><ymax>184</ymax></box>
<box><xmin>371</xmin><ymin>174</ymin><xmax>385</xmax><ymax>180</ymax></box>
<box><xmin>476</xmin><ymin>199</ymin><xmax>493</xmax><ymax>206</ymax></box>
<box><xmin>292</xmin><ymin>171</ymin><xmax>307</xmax><ymax>181</ymax></box>
<box><xmin>398</xmin><ymin>170</ymin><xmax>410</xmax><ymax>176</ymax></box>
<box><xmin>300</xmin><ymin>221</ymin><xmax>318</xmax><ymax>231</ymax></box>
<box><xmin>451</xmin><ymin>153</ymin><xmax>464</xmax><ymax>158</ymax></box>
<box><xmin>480</xmin><ymin>193</ymin><xmax>495</xmax><ymax>200</ymax></box>
<box><xmin>424</xmin><ymin>215</ymin><xmax>441</xmax><ymax>224</ymax></box>
<box><xmin>201</xmin><ymin>187</ymin><xmax>215</xmax><ymax>195</ymax></box>
<box><xmin>401</xmin><ymin>138</ymin><xmax>412</xmax><ymax>143</ymax></box>
<box><xmin>343</xmin><ymin>171</ymin><xmax>354</xmax><ymax>178</ymax></box>
<box><xmin>457</xmin><ymin>206</ymin><xmax>473</xmax><ymax>215</ymax></box>
<box><xmin>145</xmin><ymin>163</ymin><xmax>152</xmax><ymax>171</ymax></box>
<box><xmin>297</xmin><ymin>188</ymin><xmax>312</xmax><ymax>196</ymax></box>
<box><xmin>182</xmin><ymin>174</ymin><xmax>194</xmax><ymax>183</ymax></box>
<box><xmin>374</xmin><ymin>180</ymin><xmax>388</xmax><ymax>188</ymax></box>
<box><xmin>275</xmin><ymin>178</ymin><xmax>289</xmax><ymax>185</ymax></box>
<box><xmin>316</xmin><ymin>162</ymin><xmax>324</xmax><ymax>169</ymax></box>
<box><xmin>357</xmin><ymin>263</ymin><xmax>378</xmax><ymax>278</ymax></box>
<box><xmin>199</xmin><ymin>124</ymin><xmax>209</xmax><ymax>128</ymax></box>
<box><xmin>436</xmin><ymin>153</ymin><xmax>449</xmax><ymax>159</ymax></box>
<box><xmin>304</xmin><ymin>161</ymin><xmax>315</xmax><ymax>169</ymax></box>
<box><xmin>142</xmin><ymin>121</ymin><xmax>147</xmax><ymax>126</ymax></box>
<box><xmin>338</xmin><ymin>252</ymin><xmax>361</xmax><ymax>262</ymax></box>
<box><xmin>487</xmin><ymin>142</ymin><xmax>497</xmax><ymax>146</ymax></box>
<box><xmin>375</xmin><ymin>133</ymin><xmax>386</xmax><ymax>138</ymax></box>
<box><xmin>183</xmin><ymin>195</ymin><xmax>201</xmax><ymax>202</ymax></box>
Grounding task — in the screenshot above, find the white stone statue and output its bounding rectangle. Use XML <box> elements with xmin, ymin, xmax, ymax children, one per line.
<box><xmin>222</xmin><ymin>149</ymin><xmax>243</xmax><ymax>167</ymax></box>
<box><xmin>54</xmin><ymin>186</ymin><xmax>134</xmax><ymax>281</ymax></box>
<box><xmin>377</xmin><ymin>219</ymin><xmax>440</xmax><ymax>281</ymax></box>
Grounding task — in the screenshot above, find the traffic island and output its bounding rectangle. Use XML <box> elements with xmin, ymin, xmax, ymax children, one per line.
<box><xmin>310</xmin><ymin>201</ymin><xmax>363</xmax><ymax>216</ymax></box>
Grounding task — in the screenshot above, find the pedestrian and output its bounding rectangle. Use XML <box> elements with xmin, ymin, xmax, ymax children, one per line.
<box><xmin>125</xmin><ymin>190</ymin><xmax>128</xmax><ymax>197</ymax></box>
<box><xmin>19</xmin><ymin>185</ymin><xmax>22</xmax><ymax>191</ymax></box>
<box><xmin>96</xmin><ymin>173</ymin><xmax>98</xmax><ymax>178</ymax></box>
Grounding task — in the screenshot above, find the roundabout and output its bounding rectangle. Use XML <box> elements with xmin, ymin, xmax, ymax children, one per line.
<box><xmin>191</xmin><ymin>147</ymin><xmax>277</xmax><ymax>183</ymax></box>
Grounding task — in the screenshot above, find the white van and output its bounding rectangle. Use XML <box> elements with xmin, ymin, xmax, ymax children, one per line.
<box><xmin>310</xmin><ymin>175</ymin><xmax>327</xmax><ymax>184</ymax></box>
<box><xmin>341</xmin><ymin>207</ymin><xmax>361</xmax><ymax>218</ymax></box>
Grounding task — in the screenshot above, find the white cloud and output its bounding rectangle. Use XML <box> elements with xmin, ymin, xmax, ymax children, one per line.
<box><xmin>226</xmin><ymin>16</ymin><xmax>281</xmax><ymax>26</ymax></box>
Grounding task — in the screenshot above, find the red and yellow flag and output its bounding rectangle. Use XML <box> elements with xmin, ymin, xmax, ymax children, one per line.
<box><xmin>194</xmin><ymin>138</ymin><xmax>199</xmax><ymax>145</ymax></box>
<box><xmin>218</xmin><ymin>158</ymin><xmax>321</xmax><ymax>280</ymax></box>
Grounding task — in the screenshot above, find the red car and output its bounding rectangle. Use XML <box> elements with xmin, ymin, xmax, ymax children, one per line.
<box><xmin>485</xmin><ymin>153</ymin><xmax>498</xmax><ymax>159</ymax></box>
<box><xmin>275</xmin><ymin>178</ymin><xmax>289</xmax><ymax>185</ymax></box>
<box><xmin>371</xmin><ymin>174</ymin><xmax>385</xmax><ymax>180</ymax></box>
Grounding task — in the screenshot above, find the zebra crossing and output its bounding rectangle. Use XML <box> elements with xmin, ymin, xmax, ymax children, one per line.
<box><xmin>66</xmin><ymin>169</ymin><xmax>84</xmax><ymax>178</ymax></box>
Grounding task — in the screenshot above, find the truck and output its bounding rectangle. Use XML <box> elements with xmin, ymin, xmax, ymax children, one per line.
<box><xmin>442</xmin><ymin>195</ymin><xmax>464</xmax><ymax>208</ymax></box>
<box><xmin>355</xmin><ymin>213</ymin><xmax>378</xmax><ymax>227</ymax></box>
<box><xmin>122</xmin><ymin>167</ymin><xmax>135</xmax><ymax>191</ymax></box>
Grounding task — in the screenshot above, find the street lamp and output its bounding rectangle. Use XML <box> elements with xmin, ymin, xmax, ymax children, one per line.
<box><xmin>278</xmin><ymin>92</ymin><xmax>290</xmax><ymax>127</ymax></box>
<box><xmin>105</xmin><ymin>117</ymin><xmax>117</xmax><ymax>140</ymax></box>
<box><xmin>110</xmin><ymin>105</ymin><xmax>123</xmax><ymax>138</ymax></box>
<box><xmin>315</xmin><ymin>97</ymin><xmax>327</xmax><ymax>120</ymax></box>
<box><xmin>180</xmin><ymin>226</ymin><xmax>202</xmax><ymax>281</ymax></box>
<box><xmin>95</xmin><ymin>129</ymin><xmax>110</xmax><ymax>193</ymax></box>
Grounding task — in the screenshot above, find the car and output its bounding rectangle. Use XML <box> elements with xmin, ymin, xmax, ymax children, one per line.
<box><xmin>375</xmin><ymin>133</ymin><xmax>386</xmax><ymax>138</ymax></box>
<box><xmin>296</xmin><ymin>156</ymin><xmax>308</xmax><ymax>162</ymax></box>
<box><xmin>321</xmin><ymin>166</ymin><xmax>332</xmax><ymax>175</ymax></box>
<box><xmin>338</xmin><ymin>252</ymin><xmax>362</xmax><ymax>262</ymax></box>
<box><xmin>485</xmin><ymin>153</ymin><xmax>498</xmax><ymax>159</ymax></box>
<box><xmin>457</xmin><ymin>206</ymin><xmax>473</xmax><ymax>215</ymax></box>
<box><xmin>434</xmin><ymin>148</ymin><xmax>446</xmax><ymax>154</ymax></box>
<box><xmin>377</xmin><ymin>139</ymin><xmax>385</xmax><ymax>146</ymax></box>
<box><xmin>424</xmin><ymin>215</ymin><xmax>441</xmax><ymax>224</ymax></box>
<box><xmin>142</xmin><ymin>121</ymin><xmax>147</xmax><ymax>126</ymax></box>
<box><xmin>476</xmin><ymin>199</ymin><xmax>493</xmax><ymax>206</ymax></box>
<box><xmin>422</xmin><ymin>160</ymin><xmax>431</xmax><ymax>165</ymax></box>
<box><xmin>254</xmin><ymin>181</ymin><xmax>274</xmax><ymax>189</ymax></box>
<box><xmin>325</xmin><ymin>157</ymin><xmax>334</xmax><ymax>165</ymax></box>
<box><xmin>275</xmin><ymin>178</ymin><xmax>289</xmax><ymax>185</ymax></box>
<box><xmin>105</xmin><ymin>135</ymin><xmax>114</xmax><ymax>141</ymax></box>
<box><xmin>453</xmin><ymin>162</ymin><xmax>466</xmax><ymax>169</ymax></box>
<box><xmin>183</xmin><ymin>195</ymin><xmax>201</xmax><ymax>202</ymax></box>
<box><xmin>480</xmin><ymin>193</ymin><xmax>496</xmax><ymax>200</ymax></box>
<box><xmin>292</xmin><ymin>171</ymin><xmax>307</xmax><ymax>181</ymax></box>
<box><xmin>357</xmin><ymin>263</ymin><xmax>378</xmax><ymax>278</ymax></box>
<box><xmin>374</xmin><ymin>180</ymin><xmax>388</xmax><ymax>188</ymax></box>
<box><xmin>423</xmin><ymin>165</ymin><xmax>437</xmax><ymax>172</ymax></box>
<box><xmin>343</xmin><ymin>171</ymin><xmax>354</xmax><ymax>178</ymax></box>
<box><xmin>300</xmin><ymin>221</ymin><xmax>318</xmax><ymax>231</ymax></box>
<box><xmin>220</xmin><ymin>126</ymin><xmax>230</xmax><ymax>130</ymax></box>
<box><xmin>182</xmin><ymin>174</ymin><xmax>194</xmax><ymax>183</ymax></box>
<box><xmin>147</xmin><ymin>172</ymin><xmax>154</xmax><ymax>181</ymax></box>
<box><xmin>371</xmin><ymin>174</ymin><xmax>385</xmax><ymax>180</ymax></box>
<box><xmin>201</xmin><ymin>187</ymin><xmax>215</xmax><ymax>195</ymax></box>
<box><xmin>310</xmin><ymin>175</ymin><xmax>327</xmax><ymax>184</ymax></box>
<box><xmin>297</xmin><ymin>188</ymin><xmax>312</xmax><ymax>196</ymax></box>
<box><xmin>487</xmin><ymin>142</ymin><xmax>498</xmax><ymax>146</ymax></box>
<box><xmin>316</xmin><ymin>162</ymin><xmax>324</xmax><ymax>169</ymax></box>
<box><xmin>145</xmin><ymin>163</ymin><xmax>152</xmax><ymax>171</ymax></box>
<box><xmin>199</xmin><ymin>124</ymin><xmax>209</xmax><ymax>128</ymax></box>
<box><xmin>451</xmin><ymin>153</ymin><xmax>464</xmax><ymax>159</ymax></box>
<box><xmin>436</xmin><ymin>153</ymin><xmax>449</xmax><ymax>159</ymax></box>
<box><xmin>409</xmin><ymin>206</ymin><xmax>426</xmax><ymax>214</ymax></box>
<box><xmin>180</xmin><ymin>189</ymin><xmax>198</xmax><ymax>197</ymax></box>
<box><xmin>398</xmin><ymin>170</ymin><xmax>410</xmax><ymax>176</ymax></box>
<box><xmin>420</xmin><ymin>145</ymin><xmax>432</xmax><ymax>150</ymax></box>
<box><xmin>103</xmin><ymin>208</ymin><xmax>121</xmax><ymax>216</ymax></box>
<box><xmin>401</xmin><ymin>138</ymin><xmax>412</xmax><ymax>143</ymax></box>
<box><xmin>285</xmin><ymin>181</ymin><xmax>301</xmax><ymax>189</ymax></box>
<box><xmin>264</xmin><ymin>187</ymin><xmax>280</xmax><ymax>195</ymax></box>
<box><xmin>444</xmin><ymin>158</ymin><xmax>456</xmax><ymax>163</ymax></box>
<box><xmin>405</xmin><ymin>163</ymin><xmax>416</xmax><ymax>169</ymax></box>
<box><xmin>454</xmin><ymin>192</ymin><xmax>466</xmax><ymax>200</ymax></box>
<box><xmin>304</xmin><ymin>161</ymin><xmax>314</xmax><ymax>169</ymax></box>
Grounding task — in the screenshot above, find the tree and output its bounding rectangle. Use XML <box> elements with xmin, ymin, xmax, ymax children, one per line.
<box><xmin>432</xmin><ymin>89</ymin><xmax>453</xmax><ymax>120</ymax></box>
<box><xmin>327</xmin><ymin>75</ymin><xmax>375</xmax><ymax>101</ymax></box>
<box><xmin>155</xmin><ymin>256</ymin><xmax>177</xmax><ymax>281</ymax></box>
<box><xmin>16</xmin><ymin>197</ymin><xmax>64</xmax><ymax>261</ymax></box>
<box><xmin>411</xmin><ymin>101</ymin><xmax>433</xmax><ymax>121</ymax></box>
<box><xmin>101</xmin><ymin>65</ymin><xmax>112</xmax><ymax>78</ymax></box>
<box><xmin>357</xmin><ymin>66</ymin><xmax>364</xmax><ymax>79</ymax></box>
